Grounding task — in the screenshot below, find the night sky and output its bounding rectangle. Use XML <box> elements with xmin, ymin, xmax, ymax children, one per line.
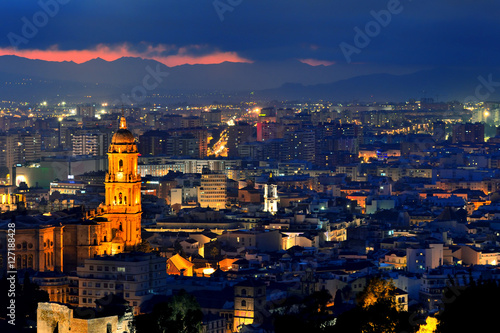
<box><xmin>1</xmin><ymin>1</ymin><xmax>499</xmax><ymax>72</ymax></box>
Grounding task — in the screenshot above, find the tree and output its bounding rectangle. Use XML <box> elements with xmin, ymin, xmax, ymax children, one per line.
<box><xmin>333</xmin><ymin>289</ymin><xmax>343</xmax><ymax>309</ymax></box>
<box><xmin>437</xmin><ymin>279</ymin><xmax>500</xmax><ymax>333</ymax></box>
<box><xmin>136</xmin><ymin>240</ymin><xmax>152</xmax><ymax>253</ymax></box>
<box><xmin>356</xmin><ymin>277</ymin><xmax>395</xmax><ymax>310</ymax></box>
<box><xmin>173</xmin><ymin>240</ymin><xmax>186</xmax><ymax>257</ymax></box>
<box><xmin>333</xmin><ymin>277</ymin><xmax>415</xmax><ymax>333</ymax></box>
<box><xmin>416</xmin><ymin>317</ymin><xmax>438</xmax><ymax>333</ymax></box>
<box><xmin>136</xmin><ymin>289</ymin><xmax>203</xmax><ymax>333</ymax></box>
<box><xmin>274</xmin><ymin>290</ymin><xmax>335</xmax><ymax>333</ymax></box>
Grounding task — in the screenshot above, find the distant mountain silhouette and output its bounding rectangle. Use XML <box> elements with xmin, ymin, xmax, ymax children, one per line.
<box><xmin>0</xmin><ymin>55</ymin><xmax>498</xmax><ymax>103</ymax></box>
<box><xmin>256</xmin><ymin>68</ymin><xmax>500</xmax><ymax>102</ymax></box>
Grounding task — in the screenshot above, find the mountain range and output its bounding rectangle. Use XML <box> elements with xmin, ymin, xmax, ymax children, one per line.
<box><xmin>0</xmin><ymin>55</ymin><xmax>499</xmax><ymax>104</ymax></box>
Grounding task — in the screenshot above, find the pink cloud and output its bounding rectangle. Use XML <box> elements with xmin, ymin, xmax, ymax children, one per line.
<box><xmin>0</xmin><ymin>43</ymin><xmax>253</xmax><ymax>66</ymax></box>
<box><xmin>299</xmin><ymin>58</ymin><xmax>336</xmax><ymax>66</ymax></box>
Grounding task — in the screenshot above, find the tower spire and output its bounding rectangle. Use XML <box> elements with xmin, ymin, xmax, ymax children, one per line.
<box><xmin>119</xmin><ymin>106</ymin><xmax>127</xmax><ymax>129</ymax></box>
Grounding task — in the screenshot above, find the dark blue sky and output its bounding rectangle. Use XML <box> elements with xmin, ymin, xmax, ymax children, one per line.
<box><xmin>1</xmin><ymin>0</ymin><xmax>499</xmax><ymax>71</ymax></box>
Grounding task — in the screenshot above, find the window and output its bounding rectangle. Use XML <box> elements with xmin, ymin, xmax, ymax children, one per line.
<box><xmin>241</xmin><ymin>300</ymin><xmax>246</xmax><ymax>307</ymax></box>
<box><xmin>241</xmin><ymin>289</ymin><xmax>247</xmax><ymax>296</ymax></box>
<box><xmin>89</xmin><ymin>265</ymin><xmax>94</xmax><ymax>271</ymax></box>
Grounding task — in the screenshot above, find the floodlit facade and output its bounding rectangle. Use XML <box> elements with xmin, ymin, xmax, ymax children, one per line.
<box><xmin>198</xmin><ymin>168</ymin><xmax>227</xmax><ymax>210</ymax></box>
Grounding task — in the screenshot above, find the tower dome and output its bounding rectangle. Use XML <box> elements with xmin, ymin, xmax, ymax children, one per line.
<box><xmin>111</xmin><ymin>128</ymin><xmax>135</xmax><ymax>144</ymax></box>
<box><xmin>109</xmin><ymin>115</ymin><xmax>137</xmax><ymax>152</ymax></box>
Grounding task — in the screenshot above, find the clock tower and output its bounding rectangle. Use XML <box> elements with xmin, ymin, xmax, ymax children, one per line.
<box><xmin>101</xmin><ymin>113</ymin><xmax>142</xmax><ymax>252</ymax></box>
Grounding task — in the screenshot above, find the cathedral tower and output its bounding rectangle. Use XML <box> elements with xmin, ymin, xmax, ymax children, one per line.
<box><xmin>101</xmin><ymin>113</ymin><xmax>142</xmax><ymax>252</ymax></box>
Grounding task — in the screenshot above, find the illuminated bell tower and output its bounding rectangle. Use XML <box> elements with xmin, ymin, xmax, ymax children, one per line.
<box><xmin>103</xmin><ymin>113</ymin><xmax>142</xmax><ymax>252</ymax></box>
<box><xmin>264</xmin><ymin>173</ymin><xmax>278</xmax><ymax>215</ymax></box>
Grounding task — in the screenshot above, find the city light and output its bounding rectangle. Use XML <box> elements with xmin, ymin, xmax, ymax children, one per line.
<box><xmin>1</xmin><ymin>2</ymin><xmax>498</xmax><ymax>332</ymax></box>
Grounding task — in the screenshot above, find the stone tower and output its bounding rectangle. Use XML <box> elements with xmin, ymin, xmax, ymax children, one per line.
<box><xmin>100</xmin><ymin>113</ymin><xmax>142</xmax><ymax>252</ymax></box>
<box><xmin>233</xmin><ymin>279</ymin><xmax>267</xmax><ymax>331</ymax></box>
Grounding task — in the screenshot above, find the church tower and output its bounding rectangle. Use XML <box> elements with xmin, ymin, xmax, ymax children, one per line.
<box><xmin>263</xmin><ymin>173</ymin><xmax>278</xmax><ymax>215</ymax></box>
<box><xmin>101</xmin><ymin>113</ymin><xmax>142</xmax><ymax>252</ymax></box>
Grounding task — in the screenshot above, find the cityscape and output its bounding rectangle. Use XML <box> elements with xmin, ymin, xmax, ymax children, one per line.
<box><xmin>1</xmin><ymin>1</ymin><xmax>500</xmax><ymax>333</ymax></box>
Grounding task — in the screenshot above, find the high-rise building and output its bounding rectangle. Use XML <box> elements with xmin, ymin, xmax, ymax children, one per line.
<box><xmin>198</xmin><ymin>168</ymin><xmax>227</xmax><ymax>210</ymax></box>
<box><xmin>165</xmin><ymin>134</ymin><xmax>200</xmax><ymax>158</ymax></box>
<box><xmin>256</xmin><ymin>122</ymin><xmax>280</xmax><ymax>142</ymax></box>
<box><xmin>72</xmin><ymin>132</ymin><xmax>108</xmax><ymax>156</ymax></box>
<box><xmin>0</xmin><ymin>133</ymin><xmax>41</xmax><ymax>174</ymax></box>
<box><xmin>433</xmin><ymin>121</ymin><xmax>447</xmax><ymax>142</ymax></box>
<box><xmin>20</xmin><ymin>133</ymin><xmax>42</xmax><ymax>163</ymax></box>
<box><xmin>227</xmin><ymin>122</ymin><xmax>254</xmax><ymax>157</ymax></box>
<box><xmin>77</xmin><ymin>105</ymin><xmax>96</xmax><ymax>118</ymax></box>
<box><xmin>0</xmin><ymin>133</ymin><xmax>20</xmax><ymax>174</ymax></box>
<box><xmin>261</xmin><ymin>138</ymin><xmax>286</xmax><ymax>161</ymax></box>
<box><xmin>452</xmin><ymin>123</ymin><xmax>484</xmax><ymax>143</ymax></box>
<box><xmin>167</xmin><ymin>127</ymin><xmax>208</xmax><ymax>158</ymax></box>
<box><xmin>284</xmin><ymin>129</ymin><xmax>316</xmax><ymax>163</ymax></box>
<box><xmin>59</xmin><ymin>119</ymin><xmax>81</xmax><ymax>150</ymax></box>
<box><xmin>138</xmin><ymin>130</ymin><xmax>168</xmax><ymax>156</ymax></box>
<box><xmin>201</xmin><ymin>109</ymin><xmax>222</xmax><ymax>126</ymax></box>
<box><xmin>180</xmin><ymin>116</ymin><xmax>201</xmax><ymax>128</ymax></box>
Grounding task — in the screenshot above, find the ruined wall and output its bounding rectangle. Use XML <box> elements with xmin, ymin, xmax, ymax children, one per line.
<box><xmin>37</xmin><ymin>302</ymin><xmax>73</xmax><ymax>333</ymax></box>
